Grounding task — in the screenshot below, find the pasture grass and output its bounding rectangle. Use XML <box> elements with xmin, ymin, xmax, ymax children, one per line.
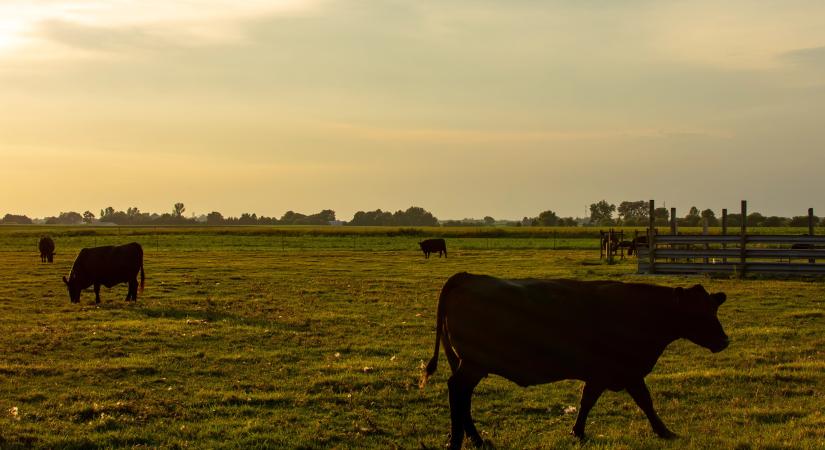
<box><xmin>0</xmin><ymin>229</ymin><xmax>823</xmax><ymax>449</ymax></box>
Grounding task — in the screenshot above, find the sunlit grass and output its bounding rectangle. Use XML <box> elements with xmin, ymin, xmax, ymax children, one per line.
<box><xmin>0</xmin><ymin>230</ymin><xmax>823</xmax><ymax>448</ymax></box>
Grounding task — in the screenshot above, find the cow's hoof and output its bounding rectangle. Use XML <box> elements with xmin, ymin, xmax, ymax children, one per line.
<box><xmin>570</xmin><ymin>429</ymin><xmax>586</xmax><ymax>440</ymax></box>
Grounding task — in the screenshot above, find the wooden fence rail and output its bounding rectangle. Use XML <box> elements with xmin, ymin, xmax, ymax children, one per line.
<box><xmin>638</xmin><ymin>200</ymin><xmax>824</xmax><ymax>276</ymax></box>
<box><xmin>637</xmin><ymin>235</ymin><xmax>825</xmax><ymax>275</ymax></box>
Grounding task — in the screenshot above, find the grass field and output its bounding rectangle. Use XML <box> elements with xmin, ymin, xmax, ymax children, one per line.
<box><xmin>1</xmin><ymin>227</ymin><xmax>823</xmax><ymax>449</ymax></box>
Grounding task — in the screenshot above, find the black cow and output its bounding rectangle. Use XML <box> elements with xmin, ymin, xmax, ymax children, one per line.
<box><xmin>38</xmin><ymin>236</ymin><xmax>55</xmax><ymax>263</ymax></box>
<box><xmin>62</xmin><ymin>242</ymin><xmax>145</xmax><ymax>303</ymax></box>
<box><xmin>419</xmin><ymin>239</ymin><xmax>447</xmax><ymax>259</ymax></box>
<box><xmin>628</xmin><ymin>236</ymin><xmax>648</xmax><ymax>256</ymax></box>
<box><xmin>422</xmin><ymin>273</ymin><xmax>729</xmax><ymax>449</ymax></box>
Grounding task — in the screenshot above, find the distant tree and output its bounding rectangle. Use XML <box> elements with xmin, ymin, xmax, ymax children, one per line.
<box><xmin>747</xmin><ymin>212</ymin><xmax>766</xmax><ymax>227</ymax></box>
<box><xmin>173</xmin><ymin>203</ymin><xmax>186</xmax><ymax>218</ymax></box>
<box><xmin>100</xmin><ymin>207</ymin><xmax>115</xmax><ymax>222</ymax></box>
<box><xmin>537</xmin><ymin>210</ymin><xmax>560</xmax><ymax>226</ymax></box>
<box><xmin>1</xmin><ymin>213</ymin><xmax>33</xmax><ymax>224</ymax></box>
<box><xmin>483</xmin><ymin>216</ymin><xmax>495</xmax><ymax>226</ymax></box>
<box><xmin>763</xmin><ymin>216</ymin><xmax>788</xmax><ymax>227</ymax></box>
<box><xmin>789</xmin><ymin>215</ymin><xmax>819</xmax><ymax>227</ymax></box>
<box><xmin>393</xmin><ymin>206</ymin><xmax>438</xmax><ymax>226</ymax></box>
<box><xmin>558</xmin><ymin>217</ymin><xmax>578</xmax><ymax>227</ymax></box>
<box><xmin>238</xmin><ymin>213</ymin><xmax>258</xmax><ymax>225</ymax></box>
<box><xmin>679</xmin><ymin>206</ymin><xmax>701</xmax><ymax>227</ymax></box>
<box><xmin>82</xmin><ymin>211</ymin><xmax>95</xmax><ymax>224</ymax></box>
<box><xmin>589</xmin><ymin>200</ymin><xmax>616</xmax><ymax>226</ymax></box>
<box><xmin>617</xmin><ymin>200</ymin><xmax>648</xmax><ymax>225</ymax></box>
<box><xmin>127</xmin><ymin>207</ymin><xmax>141</xmax><ymax>220</ymax></box>
<box><xmin>700</xmin><ymin>209</ymin><xmax>718</xmax><ymax>227</ymax></box>
<box><xmin>348</xmin><ymin>209</ymin><xmax>394</xmax><ymax>226</ymax></box>
<box><xmin>45</xmin><ymin>212</ymin><xmax>82</xmax><ymax>225</ymax></box>
<box><xmin>206</xmin><ymin>211</ymin><xmax>224</xmax><ymax>225</ymax></box>
<box><xmin>653</xmin><ymin>207</ymin><xmax>669</xmax><ymax>226</ymax></box>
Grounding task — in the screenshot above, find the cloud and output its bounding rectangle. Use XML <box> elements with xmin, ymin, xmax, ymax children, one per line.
<box><xmin>0</xmin><ymin>0</ymin><xmax>323</xmax><ymax>56</ymax></box>
<box><xmin>325</xmin><ymin>122</ymin><xmax>732</xmax><ymax>144</ymax></box>
<box><xmin>779</xmin><ymin>46</ymin><xmax>825</xmax><ymax>70</ymax></box>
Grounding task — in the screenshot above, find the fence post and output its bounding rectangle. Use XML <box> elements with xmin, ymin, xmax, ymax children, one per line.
<box><xmin>649</xmin><ymin>200</ymin><xmax>655</xmax><ymax>232</ymax></box>
<box><xmin>740</xmin><ymin>200</ymin><xmax>747</xmax><ymax>277</ymax></box>
<box><xmin>703</xmin><ymin>218</ymin><xmax>709</xmax><ymax>264</ymax></box>
<box><xmin>599</xmin><ymin>230</ymin><xmax>605</xmax><ymax>259</ymax></box>
<box><xmin>648</xmin><ymin>227</ymin><xmax>656</xmax><ymax>274</ymax></box>
<box><xmin>809</xmin><ymin>208</ymin><xmax>815</xmax><ymax>263</ymax></box>
<box><xmin>670</xmin><ymin>207</ymin><xmax>677</xmax><ymax>235</ymax></box>
<box><xmin>607</xmin><ymin>229</ymin><xmax>614</xmax><ymax>264</ymax></box>
<box><xmin>722</xmin><ymin>209</ymin><xmax>728</xmax><ymax>264</ymax></box>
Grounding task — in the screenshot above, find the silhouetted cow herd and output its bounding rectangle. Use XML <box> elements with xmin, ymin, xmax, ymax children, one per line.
<box><xmin>34</xmin><ymin>234</ymin><xmax>731</xmax><ymax>448</ymax></box>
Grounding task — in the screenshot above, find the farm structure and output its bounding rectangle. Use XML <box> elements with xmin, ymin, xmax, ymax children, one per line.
<box><xmin>637</xmin><ymin>200</ymin><xmax>825</xmax><ymax>275</ymax></box>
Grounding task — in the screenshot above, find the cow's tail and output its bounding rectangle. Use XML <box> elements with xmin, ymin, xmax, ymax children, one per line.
<box><xmin>139</xmin><ymin>264</ymin><xmax>145</xmax><ymax>293</ymax></box>
<box><xmin>420</xmin><ymin>272</ymin><xmax>468</xmax><ymax>389</ymax></box>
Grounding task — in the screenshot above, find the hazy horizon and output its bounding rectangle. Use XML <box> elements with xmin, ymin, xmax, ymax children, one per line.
<box><xmin>2</xmin><ymin>1</ymin><xmax>824</xmax><ymax>220</ymax></box>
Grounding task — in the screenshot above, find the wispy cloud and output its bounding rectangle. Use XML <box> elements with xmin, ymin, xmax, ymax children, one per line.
<box><xmin>0</xmin><ymin>0</ymin><xmax>322</xmax><ymax>56</ymax></box>
<box><xmin>326</xmin><ymin>122</ymin><xmax>732</xmax><ymax>144</ymax></box>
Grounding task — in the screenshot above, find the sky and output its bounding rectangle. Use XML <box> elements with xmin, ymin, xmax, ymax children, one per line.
<box><xmin>1</xmin><ymin>0</ymin><xmax>824</xmax><ymax>220</ymax></box>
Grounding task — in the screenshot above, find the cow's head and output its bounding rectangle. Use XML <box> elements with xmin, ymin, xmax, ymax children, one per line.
<box><xmin>62</xmin><ymin>275</ymin><xmax>81</xmax><ymax>303</ymax></box>
<box><xmin>673</xmin><ymin>284</ymin><xmax>729</xmax><ymax>353</ymax></box>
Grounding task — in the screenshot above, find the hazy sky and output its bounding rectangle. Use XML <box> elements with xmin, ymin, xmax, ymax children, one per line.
<box><xmin>2</xmin><ymin>0</ymin><xmax>824</xmax><ymax>220</ymax></box>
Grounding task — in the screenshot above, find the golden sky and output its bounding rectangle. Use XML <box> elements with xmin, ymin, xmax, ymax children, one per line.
<box><xmin>2</xmin><ymin>0</ymin><xmax>824</xmax><ymax>219</ymax></box>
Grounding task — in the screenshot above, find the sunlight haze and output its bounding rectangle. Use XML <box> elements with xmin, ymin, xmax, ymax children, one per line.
<box><xmin>2</xmin><ymin>0</ymin><xmax>824</xmax><ymax>220</ymax></box>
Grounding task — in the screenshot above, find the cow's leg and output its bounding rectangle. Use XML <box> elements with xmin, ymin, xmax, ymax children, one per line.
<box><xmin>572</xmin><ymin>382</ymin><xmax>605</xmax><ymax>439</ymax></box>
<box><xmin>94</xmin><ymin>283</ymin><xmax>101</xmax><ymax>304</ymax></box>
<box><xmin>127</xmin><ymin>279</ymin><xmax>137</xmax><ymax>301</ymax></box>
<box><xmin>447</xmin><ymin>365</ymin><xmax>485</xmax><ymax>450</ymax></box>
<box><xmin>462</xmin><ymin>372</ymin><xmax>486</xmax><ymax>447</ymax></box>
<box><xmin>626</xmin><ymin>379</ymin><xmax>676</xmax><ymax>439</ymax></box>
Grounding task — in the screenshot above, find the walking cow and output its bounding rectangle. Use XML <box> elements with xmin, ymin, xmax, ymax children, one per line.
<box><xmin>63</xmin><ymin>242</ymin><xmax>145</xmax><ymax>303</ymax></box>
<box><xmin>38</xmin><ymin>236</ymin><xmax>55</xmax><ymax>263</ymax></box>
<box><xmin>421</xmin><ymin>272</ymin><xmax>730</xmax><ymax>449</ymax></box>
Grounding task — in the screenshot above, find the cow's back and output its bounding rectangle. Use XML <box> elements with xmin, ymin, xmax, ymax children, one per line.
<box><xmin>442</xmin><ymin>276</ymin><xmax>674</xmax><ymax>387</ymax></box>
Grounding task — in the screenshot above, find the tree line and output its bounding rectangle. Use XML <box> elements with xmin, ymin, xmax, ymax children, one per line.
<box><xmin>1</xmin><ymin>200</ymin><xmax>822</xmax><ymax>227</ymax></box>
<box><xmin>587</xmin><ymin>200</ymin><xmax>822</xmax><ymax>227</ymax></box>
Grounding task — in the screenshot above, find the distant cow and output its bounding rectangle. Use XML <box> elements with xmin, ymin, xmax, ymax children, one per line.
<box><xmin>419</xmin><ymin>239</ymin><xmax>447</xmax><ymax>258</ymax></box>
<box><xmin>628</xmin><ymin>236</ymin><xmax>648</xmax><ymax>256</ymax></box>
<box><xmin>62</xmin><ymin>242</ymin><xmax>145</xmax><ymax>303</ymax></box>
<box><xmin>422</xmin><ymin>273</ymin><xmax>729</xmax><ymax>449</ymax></box>
<box><xmin>38</xmin><ymin>236</ymin><xmax>55</xmax><ymax>263</ymax></box>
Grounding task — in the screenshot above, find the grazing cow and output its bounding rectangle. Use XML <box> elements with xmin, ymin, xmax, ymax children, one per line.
<box><xmin>422</xmin><ymin>273</ymin><xmax>729</xmax><ymax>449</ymax></box>
<box><xmin>419</xmin><ymin>239</ymin><xmax>447</xmax><ymax>259</ymax></box>
<box><xmin>38</xmin><ymin>236</ymin><xmax>55</xmax><ymax>263</ymax></box>
<box><xmin>62</xmin><ymin>242</ymin><xmax>145</xmax><ymax>303</ymax></box>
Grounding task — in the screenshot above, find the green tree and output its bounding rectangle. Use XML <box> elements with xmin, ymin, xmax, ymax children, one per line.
<box><xmin>483</xmin><ymin>216</ymin><xmax>495</xmax><ymax>226</ymax></box>
<box><xmin>617</xmin><ymin>200</ymin><xmax>647</xmax><ymax>225</ymax></box>
<box><xmin>589</xmin><ymin>200</ymin><xmax>616</xmax><ymax>226</ymax></box>
<box><xmin>537</xmin><ymin>210</ymin><xmax>559</xmax><ymax>226</ymax></box>
<box><xmin>206</xmin><ymin>211</ymin><xmax>224</xmax><ymax>225</ymax></box>
<box><xmin>82</xmin><ymin>211</ymin><xmax>95</xmax><ymax>224</ymax></box>
<box><xmin>173</xmin><ymin>203</ymin><xmax>186</xmax><ymax>218</ymax></box>
<box><xmin>701</xmin><ymin>209</ymin><xmax>718</xmax><ymax>227</ymax></box>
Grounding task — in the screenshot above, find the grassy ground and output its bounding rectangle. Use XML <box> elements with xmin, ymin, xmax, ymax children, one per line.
<box><xmin>0</xmin><ymin>229</ymin><xmax>823</xmax><ymax>449</ymax></box>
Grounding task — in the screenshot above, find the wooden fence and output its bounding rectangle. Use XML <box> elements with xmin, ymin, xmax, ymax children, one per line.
<box><xmin>637</xmin><ymin>200</ymin><xmax>825</xmax><ymax>275</ymax></box>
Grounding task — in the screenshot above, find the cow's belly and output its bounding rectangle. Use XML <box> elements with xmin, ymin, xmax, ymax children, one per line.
<box><xmin>445</xmin><ymin>297</ymin><xmax>657</xmax><ymax>386</ymax></box>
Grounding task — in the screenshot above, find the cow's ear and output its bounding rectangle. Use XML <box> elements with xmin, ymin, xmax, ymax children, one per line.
<box><xmin>712</xmin><ymin>292</ymin><xmax>727</xmax><ymax>305</ymax></box>
<box><xmin>62</xmin><ymin>276</ymin><xmax>68</xmax><ymax>285</ymax></box>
